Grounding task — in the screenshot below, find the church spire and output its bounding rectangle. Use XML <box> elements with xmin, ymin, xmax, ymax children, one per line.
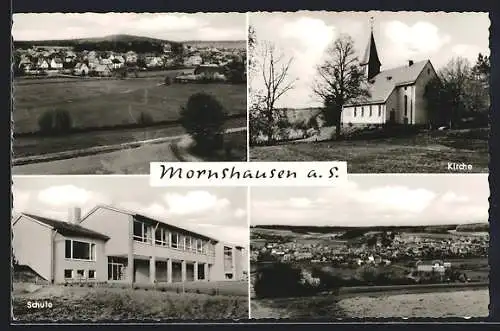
<box><xmin>360</xmin><ymin>17</ymin><xmax>381</xmax><ymax>80</ymax></box>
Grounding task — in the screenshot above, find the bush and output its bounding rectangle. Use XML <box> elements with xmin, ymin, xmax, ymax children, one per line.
<box><xmin>180</xmin><ymin>93</ymin><xmax>227</xmax><ymax>155</ymax></box>
<box><xmin>37</xmin><ymin>109</ymin><xmax>73</xmax><ymax>135</ymax></box>
<box><xmin>254</xmin><ymin>263</ymin><xmax>317</xmax><ymax>298</ymax></box>
<box><xmin>164</xmin><ymin>76</ymin><xmax>172</xmax><ymax>85</ymax></box>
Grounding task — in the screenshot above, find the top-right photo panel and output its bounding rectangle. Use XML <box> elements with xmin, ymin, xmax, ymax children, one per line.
<box><xmin>248</xmin><ymin>11</ymin><xmax>490</xmax><ymax>173</ymax></box>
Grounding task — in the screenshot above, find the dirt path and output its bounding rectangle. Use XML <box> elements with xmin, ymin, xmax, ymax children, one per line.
<box><xmin>250</xmin><ymin>301</ymin><xmax>291</xmax><ymax>319</ymax></box>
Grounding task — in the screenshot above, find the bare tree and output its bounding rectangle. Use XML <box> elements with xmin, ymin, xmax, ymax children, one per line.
<box><xmin>312</xmin><ymin>34</ymin><xmax>369</xmax><ymax>139</ymax></box>
<box><xmin>250</xmin><ymin>39</ymin><xmax>296</xmax><ymax>145</ymax></box>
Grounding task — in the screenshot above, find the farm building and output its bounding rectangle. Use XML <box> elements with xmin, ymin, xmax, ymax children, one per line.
<box><xmin>341</xmin><ymin>23</ymin><xmax>438</xmax><ymax>127</ymax></box>
<box><xmin>12</xmin><ymin>205</ymin><xmax>247</xmax><ymax>285</ymax></box>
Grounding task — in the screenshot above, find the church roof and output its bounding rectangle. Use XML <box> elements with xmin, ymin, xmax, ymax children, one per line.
<box><xmin>347</xmin><ymin>59</ymin><xmax>431</xmax><ymax>106</ymax></box>
<box><xmin>360</xmin><ymin>31</ymin><xmax>381</xmax><ymax>67</ymax></box>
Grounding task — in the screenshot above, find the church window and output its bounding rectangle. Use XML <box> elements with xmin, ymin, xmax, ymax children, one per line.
<box><xmin>354</xmin><ymin>107</ymin><xmax>357</xmax><ymax>117</ymax></box>
<box><xmin>404</xmin><ymin>95</ymin><xmax>408</xmax><ymax>116</ymax></box>
<box><xmin>378</xmin><ymin>105</ymin><xmax>382</xmax><ymax>117</ymax></box>
<box><xmin>361</xmin><ymin>107</ymin><xmax>364</xmax><ymax>117</ymax></box>
<box><xmin>369</xmin><ymin>105</ymin><xmax>372</xmax><ymax>117</ymax></box>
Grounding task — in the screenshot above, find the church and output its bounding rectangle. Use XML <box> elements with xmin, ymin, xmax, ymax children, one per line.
<box><xmin>341</xmin><ymin>24</ymin><xmax>438</xmax><ymax>127</ymax></box>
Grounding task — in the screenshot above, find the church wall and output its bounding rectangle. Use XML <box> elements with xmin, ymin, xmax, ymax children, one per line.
<box><xmin>414</xmin><ymin>61</ymin><xmax>438</xmax><ymax>125</ymax></box>
<box><xmin>385</xmin><ymin>88</ymin><xmax>400</xmax><ymax>124</ymax></box>
<box><xmin>341</xmin><ymin>104</ymin><xmax>385</xmax><ymax>125</ymax></box>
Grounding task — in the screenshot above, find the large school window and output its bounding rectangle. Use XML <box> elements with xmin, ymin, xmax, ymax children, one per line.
<box><xmin>65</xmin><ymin>240</ymin><xmax>96</xmax><ymax>261</ymax></box>
<box><xmin>133</xmin><ymin>221</ymin><xmax>151</xmax><ymax>243</ymax></box>
<box><xmin>224</xmin><ymin>246</ymin><xmax>233</xmax><ymax>271</ymax></box>
<box><xmin>404</xmin><ymin>95</ymin><xmax>408</xmax><ymax>116</ymax></box>
<box><xmin>197</xmin><ymin>240</ymin><xmax>203</xmax><ymax>253</ymax></box>
<box><xmin>108</xmin><ymin>258</ymin><xmax>125</xmax><ymax>281</ymax></box>
<box><xmin>353</xmin><ymin>107</ymin><xmax>357</xmax><ymax>117</ymax></box>
<box><xmin>155</xmin><ymin>227</ymin><xmax>169</xmax><ymax>246</ymax></box>
<box><xmin>171</xmin><ymin>232</ymin><xmax>179</xmax><ymax>249</ymax></box>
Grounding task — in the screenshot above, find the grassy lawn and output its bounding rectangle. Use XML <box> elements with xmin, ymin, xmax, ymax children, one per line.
<box><xmin>12</xmin><ymin>284</ymin><xmax>248</xmax><ymax>321</ymax></box>
<box><xmin>14</xmin><ymin>117</ymin><xmax>246</xmax><ymax>158</ymax></box>
<box><xmin>14</xmin><ymin>76</ymin><xmax>246</xmax><ymax>134</ymax></box>
<box><xmin>337</xmin><ymin>288</ymin><xmax>488</xmax><ymax>318</ymax></box>
<box><xmin>251</xmin><ymin>296</ymin><xmax>346</xmax><ymax>319</ymax></box>
<box><xmin>250</xmin><ymin>129</ymin><xmax>489</xmax><ymax>173</ymax></box>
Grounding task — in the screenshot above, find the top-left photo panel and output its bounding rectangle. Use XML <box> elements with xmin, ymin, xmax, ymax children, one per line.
<box><xmin>12</xmin><ymin>12</ymin><xmax>248</xmax><ymax>175</ymax></box>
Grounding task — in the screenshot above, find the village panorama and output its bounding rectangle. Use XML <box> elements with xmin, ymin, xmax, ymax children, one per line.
<box><xmin>249</xmin><ymin>175</ymin><xmax>489</xmax><ymax>319</ymax></box>
<box><xmin>12</xmin><ymin>13</ymin><xmax>247</xmax><ymax>175</ymax></box>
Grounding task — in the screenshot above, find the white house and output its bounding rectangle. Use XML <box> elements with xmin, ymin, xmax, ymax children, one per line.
<box><xmin>341</xmin><ymin>27</ymin><xmax>438</xmax><ymax>127</ymax></box>
<box><xmin>184</xmin><ymin>54</ymin><xmax>203</xmax><ymax>67</ymax></box>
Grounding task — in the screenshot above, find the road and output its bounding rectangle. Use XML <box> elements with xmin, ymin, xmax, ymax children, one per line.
<box><xmin>13</xmin><ymin>127</ymin><xmax>246</xmax><ymax>175</ymax></box>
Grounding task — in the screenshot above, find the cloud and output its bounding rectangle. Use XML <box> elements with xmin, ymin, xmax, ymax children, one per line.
<box><xmin>163</xmin><ymin>190</ymin><xmax>231</xmax><ymax>216</ymax></box>
<box><xmin>251</xmin><ymin>179</ymin><xmax>486</xmax><ymax>227</ymax></box>
<box><xmin>451</xmin><ymin>44</ymin><xmax>489</xmax><ymax>63</ymax></box>
<box><xmin>37</xmin><ymin>185</ymin><xmax>107</xmax><ymax>208</ymax></box>
<box><xmin>234</xmin><ymin>208</ymin><xmax>247</xmax><ymax>218</ymax></box>
<box><xmin>385</xmin><ymin>21</ymin><xmax>451</xmax><ymax>54</ymax></box>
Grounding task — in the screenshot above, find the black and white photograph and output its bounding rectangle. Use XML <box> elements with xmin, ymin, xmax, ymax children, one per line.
<box><xmin>11</xmin><ymin>176</ymin><xmax>249</xmax><ymax>321</ymax></box>
<box><xmin>248</xmin><ymin>11</ymin><xmax>490</xmax><ymax>173</ymax></box>
<box><xmin>12</xmin><ymin>12</ymin><xmax>247</xmax><ymax>175</ymax></box>
<box><xmin>250</xmin><ymin>174</ymin><xmax>489</xmax><ymax>319</ymax></box>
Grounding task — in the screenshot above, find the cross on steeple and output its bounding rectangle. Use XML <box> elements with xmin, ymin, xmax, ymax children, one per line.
<box><xmin>370</xmin><ymin>16</ymin><xmax>374</xmax><ymax>33</ymax></box>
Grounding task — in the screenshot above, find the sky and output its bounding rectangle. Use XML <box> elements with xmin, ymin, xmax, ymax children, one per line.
<box><xmin>251</xmin><ymin>174</ymin><xmax>489</xmax><ymax>227</ymax></box>
<box><xmin>12</xmin><ymin>176</ymin><xmax>249</xmax><ymax>246</ymax></box>
<box><xmin>249</xmin><ymin>11</ymin><xmax>490</xmax><ymax>108</ymax></box>
<box><xmin>12</xmin><ymin>13</ymin><xmax>246</xmax><ymax>42</ymax></box>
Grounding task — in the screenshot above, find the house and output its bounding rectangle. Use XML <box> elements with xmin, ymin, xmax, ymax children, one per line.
<box><xmin>146</xmin><ymin>56</ymin><xmax>164</xmax><ymax>68</ymax></box>
<box><xmin>125</xmin><ymin>51</ymin><xmax>138</xmax><ymax>64</ymax></box>
<box><xmin>73</xmin><ymin>63</ymin><xmax>89</xmax><ymax>76</ymax></box>
<box><xmin>184</xmin><ymin>54</ymin><xmax>203</xmax><ymax>67</ymax></box>
<box><xmin>12</xmin><ymin>211</ymin><xmax>110</xmax><ymax>283</ymax></box>
<box><xmin>13</xmin><ymin>205</ymin><xmax>246</xmax><ymax>285</ymax></box>
<box><xmin>37</xmin><ymin>58</ymin><xmax>49</xmax><ymax>70</ymax></box>
<box><xmin>93</xmin><ymin>64</ymin><xmax>112</xmax><ymax>77</ymax></box>
<box><xmin>341</xmin><ymin>25</ymin><xmax>438</xmax><ymax>127</ymax></box>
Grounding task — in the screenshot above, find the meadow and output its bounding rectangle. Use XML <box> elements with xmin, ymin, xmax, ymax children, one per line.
<box><xmin>12</xmin><ymin>282</ymin><xmax>248</xmax><ymax>321</ymax></box>
<box><xmin>14</xmin><ymin>75</ymin><xmax>247</xmax><ymax>135</ymax></box>
<box><xmin>250</xmin><ymin>128</ymin><xmax>489</xmax><ymax>173</ymax></box>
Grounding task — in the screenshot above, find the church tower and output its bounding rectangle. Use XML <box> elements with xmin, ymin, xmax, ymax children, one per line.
<box><xmin>360</xmin><ymin>17</ymin><xmax>381</xmax><ymax>81</ymax></box>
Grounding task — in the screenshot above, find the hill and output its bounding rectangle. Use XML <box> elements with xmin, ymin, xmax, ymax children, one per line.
<box><xmin>252</xmin><ymin>224</ymin><xmax>488</xmax><ymax>236</ymax></box>
<box><xmin>13</xmin><ymin>34</ymin><xmax>183</xmax><ymax>53</ymax></box>
<box><xmin>184</xmin><ymin>40</ymin><xmax>246</xmax><ymax>50</ymax></box>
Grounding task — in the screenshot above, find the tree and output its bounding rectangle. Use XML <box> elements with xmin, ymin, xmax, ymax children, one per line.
<box><xmin>179</xmin><ymin>93</ymin><xmax>227</xmax><ymax>154</ymax></box>
<box><xmin>313</xmin><ymin>34</ymin><xmax>370</xmax><ymax>139</ymax></box>
<box><xmin>249</xmin><ymin>31</ymin><xmax>297</xmax><ymax>145</ymax></box>
<box><xmin>425</xmin><ymin>56</ymin><xmax>489</xmax><ymax>129</ymax></box>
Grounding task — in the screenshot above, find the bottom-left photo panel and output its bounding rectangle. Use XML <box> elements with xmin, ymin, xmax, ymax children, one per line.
<box><xmin>11</xmin><ymin>175</ymin><xmax>250</xmax><ymax>322</ymax></box>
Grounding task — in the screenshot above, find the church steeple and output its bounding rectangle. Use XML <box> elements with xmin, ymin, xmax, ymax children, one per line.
<box><xmin>360</xmin><ymin>17</ymin><xmax>381</xmax><ymax>80</ymax></box>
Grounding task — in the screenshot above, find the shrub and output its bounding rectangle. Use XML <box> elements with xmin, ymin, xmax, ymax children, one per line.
<box><xmin>37</xmin><ymin>109</ymin><xmax>73</xmax><ymax>135</ymax></box>
<box><xmin>180</xmin><ymin>93</ymin><xmax>227</xmax><ymax>155</ymax></box>
<box><xmin>254</xmin><ymin>262</ymin><xmax>316</xmax><ymax>298</ymax></box>
<box><xmin>164</xmin><ymin>76</ymin><xmax>172</xmax><ymax>85</ymax></box>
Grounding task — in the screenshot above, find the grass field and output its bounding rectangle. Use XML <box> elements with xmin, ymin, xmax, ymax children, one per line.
<box><xmin>12</xmin><ymin>282</ymin><xmax>248</xmax><ymax>321</ymax></box>
<box><xmin>251</xmin><ymin>288</ymin><xmax>488</xmax><ymax>319</ymax></box>
<box><xmin>14</xmin><ymin>76</ymin><xmax>246</xmax><ymax>135</ymax></box>
<box><xmin>250</xmin><ymin>129</ymin><xmax>488</xmax><ymax>173</ymax></box>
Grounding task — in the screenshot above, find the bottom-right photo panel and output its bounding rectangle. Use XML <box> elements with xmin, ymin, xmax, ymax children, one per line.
<box><xmin>250</xmin><ymin>174</ymin><xmax>489</xmax><ymax>319</ymax></box>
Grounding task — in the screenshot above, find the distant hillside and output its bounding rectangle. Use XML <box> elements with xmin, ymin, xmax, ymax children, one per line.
<box><xmin>456</xmin><ymin>223</ymin><xmax>489</xmax><ymax>232</ymax></box>
<box><xmin>184</xmin><ymin>40</ymin><xmax>246</xmax><ymax>50</ymax></box>
<box><xmin>252</xmin><ymin>224</ymin><xmax>488</xmax><ymax>235</ymax></box>
<box><xmin>14</xmin><ymin>34</ymin><xmax>182</xmax><ymax>53</ymax></box>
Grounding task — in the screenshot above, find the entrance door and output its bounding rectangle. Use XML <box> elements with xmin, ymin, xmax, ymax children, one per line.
<box><xmin>389</xmin><ymin>110</ymin><xmax>396</xmax><ymax>124</ymax></box>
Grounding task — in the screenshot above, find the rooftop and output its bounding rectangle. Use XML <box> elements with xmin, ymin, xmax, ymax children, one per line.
<box><xmin>22</xmin><ymin>213</ymin><xmax>110</xmax><ymax>241</ymax></box>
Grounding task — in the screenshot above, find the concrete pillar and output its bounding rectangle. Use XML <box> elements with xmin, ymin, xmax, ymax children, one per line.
<box><xmin>181</xmin><ymin>260</ymin><xmax>187</xmax><ymax>282</ymax></box>
<box><xmin>127</xmin><ymin>217</ymin><xmax>135</xmax><ymax>285</ymax></box>
<box><xmin>150</xmin><ymin>225</ymin><xmax>156</xmax><ymax>284</ymax></box>
<box><xmin>149</xmin><ymin>256</ymin><xmax>156</xmax><ymax>284</ymax></box>
<box><xmin>167</xmin><ymin>258</ymin><xmax>172</xmax><ymax>283</ymax></box>
<box><xmin>193</xmin><ymin>262</ymin><xmax>198</xmax><ymax>281</ymax></box>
